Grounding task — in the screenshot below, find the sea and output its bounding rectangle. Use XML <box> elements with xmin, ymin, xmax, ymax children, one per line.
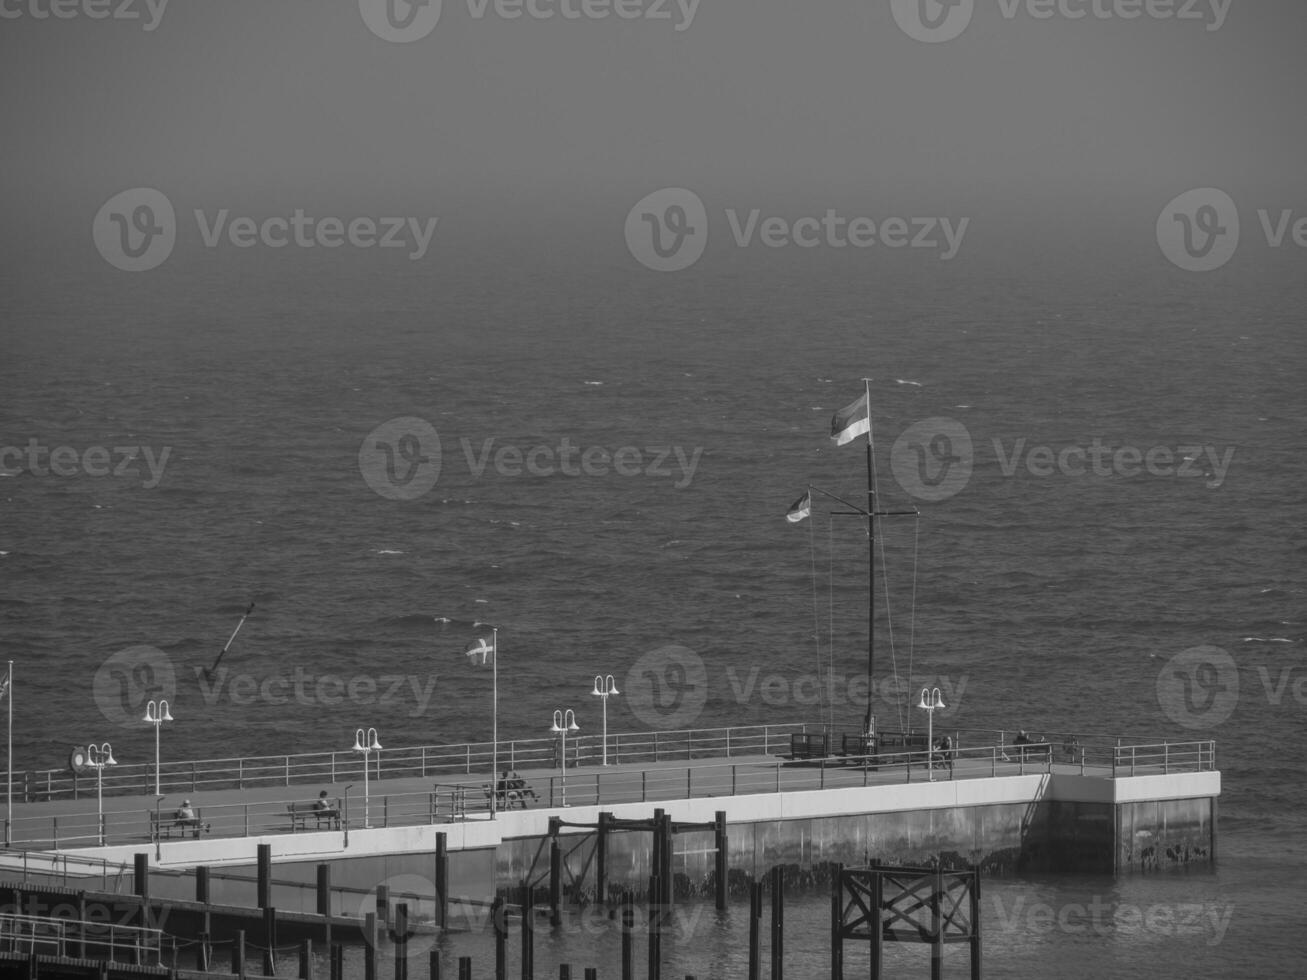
<box><xmin>1</xmin><ymin>216</ymin><xmax>1304</xmax><ymax>978</ymax></box>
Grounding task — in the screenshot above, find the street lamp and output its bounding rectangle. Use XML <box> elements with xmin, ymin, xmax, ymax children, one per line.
<box><xmin>550</xmin><ymin>710</ymin><xmax>579</xmax><ymax>806</ymax></box>
<box><xmin>917</xmin><ymin>688</ymin><xmax>945</xmax><ymax>783</ymax></box>
<box><xmin>142</xmin><ymin>699</ymin><xmax>173</xmax><ymax>797</ymax></box>
<box><xmin>86</xmin><ymin>742</ymin><xmax>117</xmax><ymax>845</ymax></box>
<box><xmin>352</xmin><ymin>728</ymin><xmax>382</xmax><ymax>828</ymax></box>
<box><xmin>590</xmin><ymin>675</ymin><xmax>620</xmax><ymax>766</ymax></box>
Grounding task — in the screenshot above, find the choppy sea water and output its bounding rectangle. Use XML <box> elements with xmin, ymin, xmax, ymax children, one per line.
<box><xmin>2</xmin><ymin>241</ymin><xmax>1304</xmax><ymax>977</ymax></box>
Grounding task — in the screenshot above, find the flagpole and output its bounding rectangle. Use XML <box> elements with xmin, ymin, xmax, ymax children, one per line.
<box><xmin>863</xmin><ymin>379</ymin><xmax>876</xmax><ymax>740</ymax></box>
<box><xmin>6</xmin><ymin>660</ymin><xmax>12</xmax><ymax>847</ymax></box>
<box><xmin>491</xmin><ymin>628</ymin><xmax>498</xmax><ymax>819</ymax></box>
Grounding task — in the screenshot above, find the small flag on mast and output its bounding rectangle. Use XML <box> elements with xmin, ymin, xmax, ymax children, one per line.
<box><xmin>464</xmin><ymin>637</ymin><xmax>494</xmax><ymax>666</ymax></box>
<box><xmin>785</xmin><ymin>491</ymin><xmax>811</xmax><ymax>523</ymax></box>
<box><xmin>0</xmin><ymin>668</ymin><xmax>9</xmax><ymax>702</ymax></box>
<box><xmin>831</xmin><ymin>392</ymin><xmax>871</xmax><ymax>446</ymax></box>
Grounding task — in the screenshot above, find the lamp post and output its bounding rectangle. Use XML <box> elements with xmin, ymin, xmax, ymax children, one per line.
<box><xmin>918</xmin><ymin>688</ymin><xmax>945</xmax><ymax>783</ymax></box>
<box><xmin>352</xmin><ymin>728</ymin><xmax>382</xmax><ymax>828</ymax></box>
<box><xmin>86</xmin><ymin>742</ymin><xmax>117</xmax><ymax>845</ymax></box>
<box><xmin>550</xmin><ymin>710</ymin><xmax>579</xmax><ymax>807</ymax></box>
<box><xmin>142</xmin><ymin>699</ymin><xmax>173</xmax><ymax>797</ymax></box>
<box><xmin>590</xmin><ymin>675</ymin><xmax>619</xmax><ymax>766</ymax></box>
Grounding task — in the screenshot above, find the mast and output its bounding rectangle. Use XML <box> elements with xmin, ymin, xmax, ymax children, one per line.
<box><xmin>863</xmin><ymin>377</ymin><xmax>875</xmax><ymax>738</ymax></box>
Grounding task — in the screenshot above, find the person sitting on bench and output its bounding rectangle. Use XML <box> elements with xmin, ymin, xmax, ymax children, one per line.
<box><xmin>933</xmin><ymin>735</ymin><xmax>954</xmax><ymax>771</ymax></box>
<box><xmin>507</xmin><ymin>770</ymin><xmax>537</xmax><ymax>801</ymax></box>
<box><xmin>314</xmin><ymin>790</ymin><xmax>338</xmax><ymax>820</ymax></box>
<box><xmin>174</xmin><ymin>800</ymin><xmax>208</xmax><ymax>836</ymax></box>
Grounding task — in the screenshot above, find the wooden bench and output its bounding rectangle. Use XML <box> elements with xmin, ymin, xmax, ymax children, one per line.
<box><xmin>483</xmin><ymin>784</ymin><xmax>529</xmax><ymax>810</ymax></box>
<box><xmin>149</xmin><ymin>809</ymin><xmax>205</xmax><ymax>840</ymax></box>
<box><xmin>288</xmin><ymin>801</ymin><xmax>341</xmax><ymax>831</ymax></box>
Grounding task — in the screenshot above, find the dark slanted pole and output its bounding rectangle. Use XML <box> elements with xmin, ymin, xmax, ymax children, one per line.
<box><xmin>770</xmin><ymin>866</ymin><xmax>784</xmax><ymax>980</ymax></box>
<box><xmin>207</xmin><ymin>602</ymin><xmax>255</xmax><ymax>678</ymax></box>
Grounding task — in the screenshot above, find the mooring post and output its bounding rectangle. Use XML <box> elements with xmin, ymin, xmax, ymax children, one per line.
<box><xmin>830</xmin><ymin>863</ymin><xmax>843</xmax><ymax>979</ymax></box>
<box><xmin>560</xmin><ymin>966</ymin><xmax>571</xmax><ymax>980</ymax></box>
<box><xmin>647</xmin><ymin>874</ymin><xmax>661</xmax><ymax>980</ymax></box>
<box><xmin>584</xmin><ymin>969</ymin><xmax>597</xmax><ymax>980</ymax></box>
<box><xmin>620</xmin><ymin>890</ymin><xmax>634</xmax><ymax>980</ymax></box>
<box><xmin>233</xmin><ymin>929</ymin><xmax>246</xmax><ymax>979</ymax></box>
<box><xmin>377</xmin><ymin>884</ymin><xmax>390</xmax><ymax>933</ymax></box>
<box><xmin>197</xmin><ymin>865</ymin><xmax>211</xmax><ymax>904</ymax></box>
<box><xmin>550</xmin><ymin>837</ymin><xmax>563</xmax><ymax>928</ymax></box>
<box><xmin>931</xmin><ymin>868</ymin><xmax>943</xmax><ymax>980</ymax></box>
<box><xmin>395</xmin><ymin>903</ymin><xmax>409</xmax><ymax>980</ymax></box>
<box><xmin>492</xmin><ymin>896</ymin><xmax>507</xmax><ymax>980</ymax></box>
<box><xmin>769</xmin><ymin>866</ymin><xmax>783</xmax><ymax>980</ymax></box>
<box><xmin>299</xmin><ymin>939</ymin><xmax>313</xmax><ymax>980</ymax></box>
<box><xmin>520</xmin><ymin>882</ymin><xmax>534</xmax><ymax>980</ymax></box>
<box><xmin>970</xmin><ymin>869</ymin><xmax>982</xmax><ymax>980</ymax></box>
<box><xmin>596</xmin><ymin>812</ymin><xmax>609</xmax><ymax>905</ymax></box>
<box><xmin>429</xmin><ymin>948</ymin><xmax>440</xmax><ymax>980</ymax></box>
<box><xmin>133</xmin><ymin>853</ymin><xmax>150</xmax><ymax>929</ymax></box>
<box><xmin>870</xmin><ymin>870</ymin><xmax>882</xmax><ymax>979</ymax></box>
<box><xmin>747</xmin><ymin>880</ymin><xmax>761</xmax><ymax>980</ymax></box>
<box><xmin>316</xmin><ymin>864</ymin><xmax>331</xmax><ymax>916</ymax></box>
<box><xmin>435</xmin><ymin>832</ymin><xmax>449</xmax><ymax>928</ymax></box>
<box><xmin>263</xmin><ymin>905</ymin><xmax>277</xmax><ymax>976</ymax></box>
<box><xmin>714</xmin><ymin>811</ymin><xmax>728</xmax><ymax>911</ymax></box>
<box><xmin>457</xmin><ymin>956</ymin><xmax>472</xmax><ymax>980</ymax></box>
<box><xmin>331</xmin><ymin>944</ymin><xmax>344</xmax><ymax>980</ymax></box>
<box><xmin>197</xmin><ymin>932</ymin><xmax>210</xmax><ymax>973</ymax></box>
<box><xmin>256</xmin><ymin>844</ymin><xmax>272</xmax><ymax>910</ymax></box>
<box><xmin>364</xmin><ymin>913</ymin><xmax>377</xmax><ymax>980</ymax></box>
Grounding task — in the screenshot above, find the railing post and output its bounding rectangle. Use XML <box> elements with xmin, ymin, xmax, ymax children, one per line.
<box><xmin>239</xmin><ymin>758</ymin><xmax>244</xmax><ymax>790</ymax></box>
<box><xmin>653</xmin><ymin>732</ymin><xmax>659</xmax><ymax>763</ymax></box>
<box><xmin>192</xmin><ymin>761</ymin><xmax>197</xmax><ymax>792</ymax></box>
<box><xmin>764</xmin><ymin>726</ymin><xmax>769</xmax><ymax>756</ymax></box>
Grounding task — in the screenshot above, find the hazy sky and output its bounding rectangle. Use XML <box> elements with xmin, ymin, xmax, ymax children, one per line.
<box><xmin>2</xmin><ymin>0</ymin><xmax>1303</xmax><ymax>218</ymax></box>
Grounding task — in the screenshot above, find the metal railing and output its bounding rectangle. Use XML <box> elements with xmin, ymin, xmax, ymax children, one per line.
<box><xmin>6</xmin><ymin>737</ymin><xmax>1215</xmax><ymax>850</ymax></box>
<box><xmin>17</xmin><ymin>722</ymin><xmax>809</xmax><ymax>803</ymax></box>
<box><xmin>0</xmin><ymin>912</ymin><xmax>163</xmax><ymax>966</ymax></box>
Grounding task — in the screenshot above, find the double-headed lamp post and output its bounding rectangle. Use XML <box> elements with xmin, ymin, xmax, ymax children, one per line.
<box><xmin>590</xmin><ymin>675</ymin><xmax>620</xmax><ymax>766</ymax></box>
<box><xmin>86</xmin><ymin>742</ymin><xmax>117</xmax><ymax>845</ymax></box>
<box><xmin>352</xmin><ymin>728</ymin><xmax>382</xmax><ymax>828</ymax></box>
<box><xmin>918</xmin><ymin>688</ymin><xmax>945</xmax><ymax>782</ymax></box>
<box><xmin>550</xmin><ymin>709</ymin><xmax>579</xmax><ymax>806</ymax></box>
<box><xmin>142</xmin><ymin>699</ymin><xmax>173</xmax><ymax>797</ymax></box>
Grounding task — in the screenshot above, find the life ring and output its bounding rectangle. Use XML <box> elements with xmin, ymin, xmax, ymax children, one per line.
<box><xmin>68</xmin><ymin>746</ymin><xmax>90</xmax><ymax>774</ymax></box>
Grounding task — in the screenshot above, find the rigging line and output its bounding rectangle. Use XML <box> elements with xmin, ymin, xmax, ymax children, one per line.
<box><xmin>828</xmin><ymin>514</ymin><xmax>836</xmax><ymax>733</ymax></box>
<box><xmin>807</xmin><ymin>499</ymin><xmax>824</xmax><ymax>732</ymax></box>
<box><xmin>906</xmin><ymin>514</ymin><xmax>921</xmax><ymax>720</ymax></box>
<box><xmin>876</xmin><ymin>511</ymin><xmax>905</xmax><ymax>733</ymax></box>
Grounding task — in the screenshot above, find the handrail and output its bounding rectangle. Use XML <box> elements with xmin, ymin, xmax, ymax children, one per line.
<box><xmin>5</xmin><ymin>737</ymin><xmax>1216</xmax><ymax>850</ymax></box>
<box><xmin>0</xmin><ymin>911</ymin><xmax>163</xmax><ymax>965</ymax></box>
<box><xmin>18</xmin><ymin>722</ymin><xmax>809</xmax><ymax>803</ymax></box>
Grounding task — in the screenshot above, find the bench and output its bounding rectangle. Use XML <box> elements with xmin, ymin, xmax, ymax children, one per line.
<box><xmin>149</xmin><ymin>809</ymin><xmax>206</xmax><ymax>840</ymax></box>
<box><xmin>289</xmin><ymin>801</ymin><xmax>341</xmax><ymax>831</ymax></box>
<box><xmin>483</xmin><ymin>784</ymin><xmax>529</xmax><ymax>810</ymax></box>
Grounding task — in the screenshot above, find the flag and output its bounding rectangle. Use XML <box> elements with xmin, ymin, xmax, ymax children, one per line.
<box><xmin>785</xmin><ymin>491</ymin><xmax>811</xmax><ymax>523</ymax></box>
<box><xmin>464</xmin><ymin>637</ymin><xmax>494</xmax><ymax>666</ymax></box>
<box><xmin>0</xmin><ymin>668</ymin><xmax>9</xmax><ymax>702</ymax></box>
<box><xmin>830</xmin><ymin>392</ymin><xmax>871</xmax><ymax>446</ymax></box>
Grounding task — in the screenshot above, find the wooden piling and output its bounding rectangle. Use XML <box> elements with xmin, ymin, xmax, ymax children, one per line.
<box><xmin>429</xmin><ymin>948</ymin><xmax>440</xmax><ymax>980</ymax></box>
<box><xmin>331</xmin><ymin>944</ymin><xmax>344</xmax><ymax>980</ymax></box>
<box><xmin>520</xmin><ymin>882</ymin><xmax>534</xmax><ymax>980</ymax></box>
<box><xmin>620</xmin><ymin>891</ymin><xmax>634</xmax><ymax>980</ymax></box>
<box><xmin>197</xmin><ymin>865</ymin><xmax>210</xmax><ymax>904</ymax></box>
<box><xmin>830</xmin><ymin>863</ymin><xmax>842</xmax><ymax>979</ymax></box>
<box><xmin>596</xmin><ymin>812</ymin><xmax>609</xmax><ymax>904</ymax></box>
<box><xmin>769</xmin><ymin>867</ymin><xmax>783</xmax><ymax>980</ymax></box>
<box><xmin>232</xmin><ymin>929</ymin><xmax>246</xmax><ymax>979</ymax></box>
<box><xmin>457</xmin><ymin>956</ymin><xmax>472</xmax><ymax>980</ymax></box>
<box><xmin>262</xmin><ymin>905</ymin><xmax>277</xmax><ymax>976</ymax></box>
<box><xmin>435</xmin><ymin>832</ymin><xmax>449</xmax><ymax>929</ymax></box>
<box><xmin>364</xmin><ymin>913</ymin><xmax>377</xmax><ymax>980</ymax></box>
<box><xmin>714</xmin><ymin>811</ymin><xmax>728</xmax><ymax>911</ymax></box>
<box><xmin>647</xmin><ymin>874</ymin><xmax>661</xmax><ymax>980</ymax></box>
<box><xmin>377</xmin><ymin>884</ymin><xmax>391</xmax><ymax>933</ymax></box>
<box><xmin>493</xmin><ymin>896</ymin><xmax>507</xmax><ymax>980</ymax></box>
<box><xmin>747</xmin><ymin>880</ymin><xmax>761</xmax><ymax>980</ymax></box>
<box><xmin>299</xmin><ymin>939</ymin><xmax>313</xmax><ymax>980</ymax></box>
<box><xmin>550</xmin><ymin>838</ymin><xmax>563</xmax><ymax>928</ymax></box>
<box><xmin>396</xmin><ymin>903</ymin><xmax>409</xmax><ymax>980</ymax></box>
